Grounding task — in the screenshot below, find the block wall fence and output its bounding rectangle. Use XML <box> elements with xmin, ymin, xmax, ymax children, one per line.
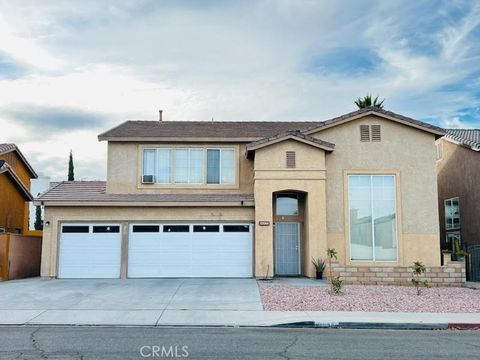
<box><xmin>328</xmin><ymin>253</ymin><xmax>465</xmax><ymax>286</ymax></box>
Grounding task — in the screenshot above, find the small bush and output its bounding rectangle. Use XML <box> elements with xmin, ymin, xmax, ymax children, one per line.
<box><xmin>411</xmin><ymin>261</ymin><xmax>428</xmax><ymax>295</ymax></box>
<box><xmin>330</xmin><ymin>276</ymin><xmax>343</xmax><ymax>295</ymax></box>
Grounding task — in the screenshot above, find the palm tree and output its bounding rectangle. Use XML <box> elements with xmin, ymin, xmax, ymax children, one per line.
<box><xmin>355</xmin><ymin>95</ymin><xmax>385</xmax><ymax>109</ymax></box>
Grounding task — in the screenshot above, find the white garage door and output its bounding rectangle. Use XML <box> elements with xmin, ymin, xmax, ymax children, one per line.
<box><xmin>58</xmin><ymin>224</ymin><xmax>122</xmax><ymax>278</ymax></box>
<box><xmin>128</xmin><ymin>224</ymin><xmax>252</xmax><ymax>278</ymax></box>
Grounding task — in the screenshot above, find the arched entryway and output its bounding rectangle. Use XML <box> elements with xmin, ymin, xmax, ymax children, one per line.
<box><xmin>273</xmin><ymin>191</ymin><xmax>306</xmax><ymax>276</ymax></box>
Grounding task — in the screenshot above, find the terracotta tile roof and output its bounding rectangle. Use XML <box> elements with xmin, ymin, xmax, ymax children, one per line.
<box><xmin>36</xmin><ymin>181</ymin><xmax>254</xmax><ymax>204</ymax></box>
<box><xmin>0</xmin><ymin>163</ymin><xmax>34</xmax><ymax>201</ymax></box>
<box><xmin>98</xmin><ymin>108</ymin><xmax>445</xmax><ymax>142</ymax></box>
<box><xmin>0</xmin><ymin>143</ymin><xmax>38</xmax><ymax>178</ymax></box>
<box><xmin>446</xmin><ymin>129</ymin><xmax>480</xmax><ymax>151</ymax></box>
<box><xmin>246</xmin><ymin>130</ymin><xmax>335</xmax><ymax>153</ymax></box>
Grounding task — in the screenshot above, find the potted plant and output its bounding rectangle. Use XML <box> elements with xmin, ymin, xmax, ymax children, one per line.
<box><xmin>454</xmin><ymin>239</ymin><xmax>468</xmax><ymax>261</ymax></box>
<box><xmin>311</xmin><ymin>257</ymin><xmax>326</xmax><ymax>279</ymax></box>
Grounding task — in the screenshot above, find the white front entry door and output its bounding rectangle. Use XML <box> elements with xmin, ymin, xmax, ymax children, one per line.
<box><xmin>58</xmin><ymin>224</ymin><xmax>122</xmax><ymax>278</ymax></box>
<box><xmin>128</xmin><ymin>224</ymin><xmax>253</xmax><ymax>278</ymax></box>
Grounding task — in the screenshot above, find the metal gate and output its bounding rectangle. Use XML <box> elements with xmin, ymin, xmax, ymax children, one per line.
<box><xmin>468</xmin><ymin>245</ymin><xmax>480</xmax><ymax>282</ymax></box>
<box><xmin>274</xmin><ymin>222</ymin><xmax>300</xmax><ymax>276</ymax></box>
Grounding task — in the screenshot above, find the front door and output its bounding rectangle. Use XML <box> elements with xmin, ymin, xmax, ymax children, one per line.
<box><xmin>275</xmin><ymin>222</ymin><xmax>300</xmax><ymax>276</ymax></box>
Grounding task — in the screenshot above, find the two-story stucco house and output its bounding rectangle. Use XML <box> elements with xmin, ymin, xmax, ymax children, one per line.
<box><xmin>437</xmin><ymin>129</ymin><xmax>480</xmax><ymax>281</ymax></box>
<box><xmin>37</xmin><ymin>107</ymin><xmax>447</xmax><ymax>281</ymax></box>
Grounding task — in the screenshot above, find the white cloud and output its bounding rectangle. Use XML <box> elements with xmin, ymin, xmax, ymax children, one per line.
<box><xmin>0</xmin><ymin>0</ymin><xmax>478</xmax><ymax>179</ymax></box>
<box><xmin>0</xmin><ymin>15</ymin><xmax>63</xmax><ymax>70</ymax></box>
<box><xmin>441</xmin><ymin>116</ymin><xmax>474</xmax><ymax>129</ymax></box>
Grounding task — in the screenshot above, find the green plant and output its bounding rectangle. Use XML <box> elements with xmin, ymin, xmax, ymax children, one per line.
<box><xmin>354</xmin><ymin>94</ymin><xmax>385</xmax><ymax>109</ymax></box>
<box><xmin>454</xmin><ymin>239</ymin><xmax>469</xmax><ymax>258</ymax></box>
<box><xmin>311</xmin><ymin>257</ymin><xmax>326</xmax><ymax>272</ymax></box>
<box><xmin>331</xmin><ymin>276</ymin><xmax>343</xmax><ymax>295</ymax></box>
<box><xmin>68</xmin><ymin>150</ymin><xmax>75</xmax><ymax>181</ymax></box>
<box><xmin>411</xmin><ymin>261</ymin><xmax>428</xmax><ymax>295</ymax></box>
<box><xmin>326</xmin><ymin>248</ymin><xmax>343</xmax><ymax>294</ymax></box>
<box><xmin>34</xmin><ymin>205</ymin><xmax>43</xmax><ymax>230</ymax></box>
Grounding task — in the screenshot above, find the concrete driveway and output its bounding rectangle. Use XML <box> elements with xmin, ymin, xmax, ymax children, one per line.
<box><xmin>0</xmin><ymin>277</ymin><xmax>262</xmax><ymax>311</ymax></box>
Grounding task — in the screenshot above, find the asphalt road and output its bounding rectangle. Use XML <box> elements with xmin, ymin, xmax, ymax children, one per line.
<box><xmin>0</xmin><ymin>326</ymin><xmax>479</xmax><ymax>360</ymax></box>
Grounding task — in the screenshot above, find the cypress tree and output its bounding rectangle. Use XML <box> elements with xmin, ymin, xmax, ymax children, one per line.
<box><xmin>68</xmin><ymin>150</ymin><xmax>75</xmax><ymax>181</ymax></box>
<box><xmin>34</xmin><ymin>205</ymin><xmax>43</xmax><ymax>230</ymax></box>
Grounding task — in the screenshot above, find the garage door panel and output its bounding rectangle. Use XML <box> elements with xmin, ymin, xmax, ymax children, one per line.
<box><xmin>58</xmin><ymin>226</ymin><xmax>121</xmax><ymax>279</ymax></box>
<box><xmin>128</xmin><ymin>224</ymin><xmax>252</xmax><ymax>278</ymax></box>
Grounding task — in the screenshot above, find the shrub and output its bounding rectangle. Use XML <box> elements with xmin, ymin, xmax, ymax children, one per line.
<box><xmin>411</xmin><ymin>261</ymin><xmax>428</xmax><ymax>295</ymax></box>
<box><xmin>326</xmin><ymin>248</ymin><xmax>344</xmax><ymax>295</ymax></box>
<box><xmin>331</xmin><ymin>276</ymin><xmax>343</xmax><ymax>295</ymax></box>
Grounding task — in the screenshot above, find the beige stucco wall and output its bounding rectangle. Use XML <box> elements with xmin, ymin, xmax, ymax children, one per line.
<box><xmin>106</xmin><ymin>142</ymin><xmax>254</xmax><ymax>194</ymax></box>
<box><xmin>41</xmin><ymin>205</ymin><xmax>254</xmax><ymax>277</ymax></box>
<box><xmin>311</xmin><ymin>115</ymin><xmax>441</xmax><ymax>266</ymax></box>
<box><xmin>253</xmin><ymin>140</ymin><xmax>328</xmax><ymax>278</ymax></box>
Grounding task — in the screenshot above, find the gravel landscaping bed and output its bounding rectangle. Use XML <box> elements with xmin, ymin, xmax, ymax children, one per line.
<box><xmin>259</xmin><ymin>284</ymin><xmax>480</xmax><ymax>312</ymax></box>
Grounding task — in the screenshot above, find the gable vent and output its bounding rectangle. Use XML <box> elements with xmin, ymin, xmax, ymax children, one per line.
<box><xmin>371</xmin><ymin>125</ymin><xmax>381</xmax><ymax>141</ymax></box>
<box><xmin>286</xmin><ymin>151</ymin><xmax>296</xmax><ymax>168</ymax></box>
<box><xmin>360</xmin><ymin>125</ymin><xmax>370</xmax><ymax>142</ymax></box>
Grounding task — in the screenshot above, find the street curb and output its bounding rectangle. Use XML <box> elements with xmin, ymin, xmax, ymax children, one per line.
<box><xmin>333</xmin><ymin>322</ymin><xmax>448</xmax><ymax>330</ymax></box>
<box><xmin>448</xmin><ymin>323</ymin><xmax>480</xmax><ymax>330</ymax></box>
<box><xmin>267</xmin><ymin>321</ymin><xmax>450</xmax><ymax>330</ymax></box>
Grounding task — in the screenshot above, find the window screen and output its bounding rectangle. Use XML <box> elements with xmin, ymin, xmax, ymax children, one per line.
<box><xmin>207</xmin><ymin>149</ymin><xmax>220</xmax><ymax>184</ymax></box>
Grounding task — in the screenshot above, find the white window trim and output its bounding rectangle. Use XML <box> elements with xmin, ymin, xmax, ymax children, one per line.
<box><xmin>142</xmin><ymin>146</ymin><xmax>236</xmax><ymax>185</ymax></box>
<box><xmin>347</xmin><ymin>174</ymin><xmax>398</xmax><ymax>262</ymax></box>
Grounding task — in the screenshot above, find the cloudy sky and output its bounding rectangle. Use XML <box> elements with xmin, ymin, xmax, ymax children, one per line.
<box><xmin>0</xmin><ymin>0</ymin><xmax>479</xmax><ymax>181</ymax></box>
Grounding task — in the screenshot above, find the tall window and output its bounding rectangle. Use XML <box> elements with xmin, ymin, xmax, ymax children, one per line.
<box><xmin>348</xmin><ymin>175</ymin><xmax>397</xmax><ymax>261</ymax></box>
<box><xmin>143</xmin><ymin>147</ymin><xmax>235</xmax><ymax>185</ymax></box>
<box><xmin>445</xmin><ymin>197</ymin><xmax>460</xmax><ymax>230</ymax></box>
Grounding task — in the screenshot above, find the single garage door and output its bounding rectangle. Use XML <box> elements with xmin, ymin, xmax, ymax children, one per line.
<box><xmin>58</xmin><ymin>224</ymin><xmax>122</xmax><ymax>278</ymax></box>
<box><xmin>128</xmin><ymin>223</ymin><xmax>252</xmax><ymax>278</ymax></box>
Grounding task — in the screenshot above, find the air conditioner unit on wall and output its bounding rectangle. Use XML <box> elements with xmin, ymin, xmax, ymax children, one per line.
<box><xmin>142</xmin><ymin>175</ymin><xmax>155</xmax><ymax>184</ymax></box>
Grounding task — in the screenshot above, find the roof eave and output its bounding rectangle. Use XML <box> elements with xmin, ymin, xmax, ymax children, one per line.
<box><xmin>303</xmin><ymin>109</ymin><xmax>446</xmax><ymax>137</ymax></box>
<box><xmin>98</xmin><ymin>136</ymin><xmax>264</xmax><ymax>143</ymax></box>
<box><xmin>245</xmin><ymin>134</ymin><xmax>335</xmax><ymax>155</ymax></box>
<box><xmin>0</xmin><ymin>167</ymin><xmax>34</xmax><ymax>200</ymax></box>
<box><xmin>0</xmin><ymin>147</ymin><xmax>38</xmax><ymax>178</ymax></box>
<box><xmin>443</xmin><ymin>136</ymin><xmax>480</xmax><ymax>152</ymax></box>
<box><xmin>36</xmin><ymin>200</ymin><xmax>255</xmax><ymax>207</ymax></box>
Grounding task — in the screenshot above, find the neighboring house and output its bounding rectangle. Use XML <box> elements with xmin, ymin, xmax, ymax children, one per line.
<box><xmin>436</xmin><ymin>129</ymin><xmax>480</xmax><ymax>281</ymax></box>
<box><xmin>37</xmin><ymin>107</ymin><xmax>447</xmax><ymax>281</ymax></box>
<box><xmin>0</xmin><ymin>144</ymin><xmax>37</xmax><ymax>234</ymax></box>
<box><xmin>28</xmin><ymin>176</ymin><xmax>51</xmax><ymax>231</ymax></box>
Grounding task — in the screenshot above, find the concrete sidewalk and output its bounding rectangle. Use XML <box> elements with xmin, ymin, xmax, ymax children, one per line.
<box><xmin>2</xmin><ymin>309</ymin><xmax>480</xmax><ymax>329</ymax></box>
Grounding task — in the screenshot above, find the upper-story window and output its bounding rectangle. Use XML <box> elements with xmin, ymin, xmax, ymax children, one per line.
<box><xmin>445</xmin><ymin>197</ymin><xmax>460</xmax><ymax>230</ymax></box>
<box><xmin>142</xmin><ymin>147</ymin><xmax>235</xmax><ymax>185</ymax></box>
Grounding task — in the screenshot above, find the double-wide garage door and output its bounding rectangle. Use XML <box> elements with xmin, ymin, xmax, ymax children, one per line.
<box><xmin>58</xmin><ymin>223</ymin><xmax>253</xmax><ymax>278</ymax></box>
